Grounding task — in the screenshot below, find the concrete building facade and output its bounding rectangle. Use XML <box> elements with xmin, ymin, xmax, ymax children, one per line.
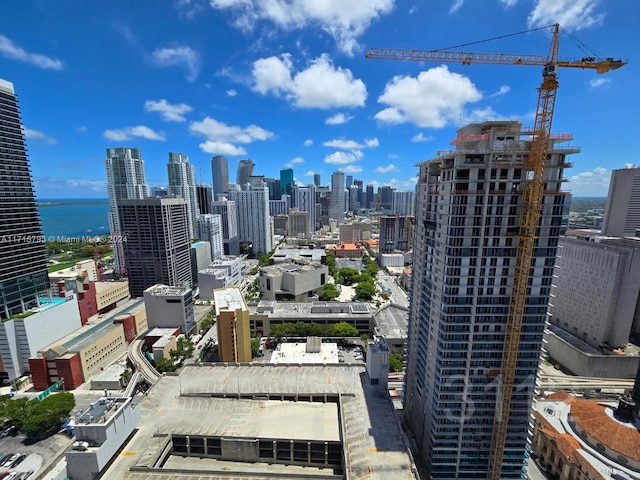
<box><xmin>0</xmin><ymin>79</ymin><xmax>50</xmax><ymax>320</ymax></box>
<box><xmin>211</xmin><ymin>155</ymin><xmax>229</xmax><ymax>199</ymax></box>
<box><xmin>215</xmin><ymin>287</ymin><xmax>251</xmax><ymax>362</ymax></box>
<box><xmin>294</xmin><ymin>183</ymin><xmax>317</xmax><ymax>232</ymax></box>
<box><xmin>602</xmin><ymin>167</ymin><xmax>640</xmax><ymax>237</ymax></box>
<box><xmin>236</xmin><ymin>158</ymin><xmax>255</xmax><ymax>187</ymax></box>
<box><xmin>379</xmin><ymin>215</ymin><xmax>414</xmax><ymax>253</ymax></box>
<box><xmin>231</xmin><ymin>179</ymin><xmax>273</xmax><ymax>255</ymax></box>
<box><xmin>288</xmin><ymin>208</ymin><xmax>310</xmax><ymax>239</ymax></box>
<box><xmin>392</xmin><ymin>190</ymin><xmax>415</xmax><ymax>216</ymax></box>
<box><xmin>190</xmin><ymin>241</ymin><xmax>212</xmax><ymax>282</ymax></box>
<box><xmin>197</xmin><ymin>256</ymin><xmax>244</xmax><ymax>301</ymax></box>
<box><xmin>167</xmin><ymin>152</ymin><xmax>199</xmax><ymax>240</ymax></box>
<box><xmin>330</xmin><ymin>171</ymin><xmax>345</xmax><ymax>223</ymax></box>
<box><xmin>119</xmin><ymin>197</ymin><xmax>192</xmax><ymax>298</ymax></box>
<box><xmin>144</xmin><ymin>284</ymin><xmax>196</xmax><ymax>336</ymax></box>
<box><xmin>105</xmin><ymin>147</ymin><xmax>149</xmax><ymax>276</ymax></box>
<box><xmin>258</xmin><ymin>260</ymin><xmax>328</xmax><ymax>301</ymax></box>
<box><xmin>404</xmin><ymin>121</ymin><xmax>576</xmax><ymax>478</ymax></box>
<box><xmin>211</xmin><ymin>196</ymin><xmax>239</xmax><ymax>255</ymax></box>
<box><xmin>196</xmin><ymin>214</ymin><xmax>224</xmax><ymax>261</ymax></box>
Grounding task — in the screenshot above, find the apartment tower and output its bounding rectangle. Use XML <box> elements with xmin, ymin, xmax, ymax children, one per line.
<box><xmin>602</xmin><ymin>167</ymin><xmax>640</xmax><ymax>237</ymax></box>
<box><xmin>211</xmin><ymin>196</ymin><xmax>240</xmax><ymax>255</ymax></box>
<box><xmin>236</xmin><ymin>158</ymin><xmax>255</xmax><ymax>187</ymax></box>
<box><xmin>0</xmin><ymin>79</ymin><xmax>49</xmax><ymax>319</ymax></box>
<box><xmin>211</xmin><ymin>155</ymin><xmax>229</xmax><ymax>199</ymax></box>
<box><xmin>230</xmin><ymin>179</ymin><xmax>272</xmax><ymax>255</ymax></box>
<box><xmin>118</xmin><ymin>197</ymin><xmax>192</xmax><ymax>298</ymax></box>
<box><xmin>329</xmin><ymin>171</ymin><xmax>345</xmax><ymax>223</ymax></box>
<box><xmin>196</xmin><ymin>214</ymin><xmax>224</xmax><ymax>262</ymax></box>
<box><xmin>196</xmin><ymin>184</ymin><xmax>213</xmax><ymax>215</ymax></box>
<box><xmin>167</xmin><ymin>152</ymin><xmax>198</xmax><ymax>240</ymax></box>
<box><xmin>404</xmin><ymin>121</ymin><xmax>575</xmax><ymax>477</ymax></box>
<box><xmin>105</xmin><ymin>147</ymin><xmax>149</xmax><ymax>275</ymax></box>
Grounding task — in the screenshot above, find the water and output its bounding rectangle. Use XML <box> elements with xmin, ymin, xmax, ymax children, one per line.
<box><xmin>38</xmin><ymin>198</ymin><xmax>110</xmax><ymax>239</ymax></box>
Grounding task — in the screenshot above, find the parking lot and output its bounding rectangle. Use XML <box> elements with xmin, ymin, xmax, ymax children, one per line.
<box><xmin>0</xmin><ymin>429</ymin><xmax>72</xmax><ymax>478</ymax></box>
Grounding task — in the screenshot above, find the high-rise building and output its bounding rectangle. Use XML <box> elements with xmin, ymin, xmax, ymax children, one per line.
<box><xmin>365</xmin><ymin>185</ymin><xmax>375</xmax><ymax>210</ymax></box>
<box><xmin>231</xmin><ymin>179</ymin><xmax>272</xmax><ymax>255</ymax></box>
<box><xmin>602</xmin><ymin>167</ymin><xmax>640</xmax><ymax>237</ymax></box>
<box><xmin>314</xmin><ymin>173</ymin><xmax>321</xmax><ymax>187</ymax></box>
<box><xmin>280</xmin><ymin>168</ymin><xmax>294</xmax><ymax>205</ymax></box>
<box><xmin>196</xmin><ymin>214</ymin><xmax>224</xmax><ymax>262</ymax></box>
<box><xmin>119</xmin><ymin>197</ymin><xmax>192</xmax><ymax>298</ymax></box>
<box><xmin>212</xmin><ymin>196</ymin><xmax>240</xmax><ymax>256</ymax></box>
<box><xmin>288</xmin><ymin>208</ymin><xmax>310</xmax><ymax>239</ymax></box>
<box><xmin>0</xmin><ymin>79</ymin><xmax>50</xmax><ymax>320</ymax></box>
<box><xmin>144</xmin><ymin>284</ymin><xmax>196</xmax><ymax>336</ymax></box>
<box><xmin>168</xmin><ymin>152</ymin><xmax>198</xmax><ymax>240</ymax></box>
<box><xmin>346</xmin><ymin>175</ymin><xmax>353</xmax><ymax>188</ymax></box>
<box><xmin>348</xmin><ymin>184</ymin><xmax>360</xmax><ymax>212</ymax></box>
<box><xmin>377</xmin><ymin>185</ymin><xmax>396</xmax><ymax>212</ymax></box>
<box><xmin>379</xmin><ymin>215</ymin><xmax>414</xmax><ymax>253</ymax></box>
<box><xmin>294</xmin><ymin>183</ymin><xmax>317</xmax><ymax>233</ymax></box>
<box><xmin>211</xmin><ymin>155</ymin><xmax>229</xmax><ymax>199</ymax></box>
<box><xmin>405</xmin><ymin>121</ymin><xmax>575</xmax><ymax>477</ymax></box>
<box><xmin>214</xmin><ymin>287</ymin><xmax>251</xmax><ymax>362</ymax></box>
<box><xmin>264</xmin><ymin>177</ymin><xmax>279</xmax><ymax>201</ymax></box>
<box><xmin>353</xmin><ymin>179</ymin><xmax>364</xmax><ymax>207</ymax></box>
<box><xmin>329</xmin><ymin>171</ymin><xmax>345</xmax><ymax>223</ymax></box>
<box><xmin>150</xmin><ymin>186</ymin><xmax>168</xmax><ymax>197</ymax></box>
<box><xmin>196</xmin><ymin>184</ymin><xmax>213</xmax><ymax>215</ymax></box>
<box><xmin>392</xmin><ymin>190</ymin><xmax>415</xmax><ymax>216</ymax></box>
<box><xmin>236</xmin><ymin>158</ymin><xmax>255</xmax><ymax>187</ymax></box>
<box><xmin>105</xmin><ymin>147</ymin><xmax>149</xmax><ymax>276</ymax></box>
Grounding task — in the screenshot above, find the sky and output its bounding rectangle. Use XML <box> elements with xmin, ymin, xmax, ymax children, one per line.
<box><xmin>2</xmin><ymin>0</ymin><xmax>638</xmax><ymax>198</ymax></box>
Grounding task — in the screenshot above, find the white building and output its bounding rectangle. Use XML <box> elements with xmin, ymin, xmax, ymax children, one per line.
<box><xmin>380</xmin><ymin>253</ymin><xmax>405</xmax><ymax>268</ymax></box>
<box><xmin>48</xmin><ymin>259</ymin><xmax>98</xmax><ymax>283</ymax></box>
<box><xmin>329</xmin><ymin>171</ymin><xmax>345</xmax><ymax>223</ymax></box>
<box><xmin>0</xmin><ymin>294</ymin><xmax>83</xmax><ymax>379</ymax></box>
<box><xmin>231</xmin><ymin>180</ymin><xmax>273</xmax><ymax>255</ymax></box>
<box><xmin>196</xmin><ymin>214</ymin><xmax>224</xmax><ymax>261</ymax></box>
<box><xmin>404</xmin><ymin>121</ymin><xmax>576</xmax><ymax>478</ymax></box>
<box><xmin>366</xmin><ymin>336</ymin><xmax>390</xmax><ymax>390</ymax></box>
<box><xmin>269</xmin><ymin>196</ymin><xmax>290</xmax><ymax>216</ymax></box>
<box><xmin>392</xmin><ymin>190</ymin><xmax>415</xmax><ymax>216</ymax></box>
<box><xmin>105</xmin><ymin>148</ymin><xmax>149</xmax><ymax>275</ymax></box>
<box><xmin>212</xmin><ymin>196</ymin><xmax>239</xmax><ymax>255</ymax></box>
<box><xmin>197</xmin><ymin>256</ymin><xmax>244</xmax><ymax>301</ymax></box>
<box><xmin>190</xmin><ymin>241</ymin><xmax>212</xmax><ymax>281</ymax></box>
<box><xmin>602</xmin><ymin>167</ymin><xmax>640</xmax><ymax>237</ymax></box>
<box><xmin>295</xmin><ymin>183</ymin><xmax>317</xmax><ymax>232</ymax></box>
<box><xmin>143</xmin><ymin>284</ymin><xmax>196</xmax><ymax>336</ymax></box>
<box><xmin>168</xmin><ymin>152</ymin><xmax>199</xmax><ymax>240</ymax></box>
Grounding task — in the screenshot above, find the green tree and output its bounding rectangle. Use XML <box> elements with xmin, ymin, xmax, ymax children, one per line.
<box><xmin>355</xmin><ymin>279</ymin><xmax>376</xmax><ymax>300</ymax></box>
<box><xmin>251</xmin><ymin>338</ymin><xmax>261</xmax><ymax>357</ymax></box>
<box><xmin>331</xmin><ymin>322</ymin><xmax>359</xmax><ymax>337</ymax></box>
<box><xmin>388</xmin><ymin>353</ymin><xmax>403</xmax><ymax>373</ymax></box>
<box><xmin>339</xmin><ymin>268</ymin><xmax>360</xmax><ymax>286</ymax></box>
<box><xmin>156</xmin><ymin>357</ymin><xmax>178</xmax><ymax>373</ymax></box>
<box><xmin>325</xmin><ymin>251</ymin><xmax>337</xmax><ymax>277</ymax></box>
<box><xmin>320</xmin><ymin>283</ymin><xmax>340</xmax><ymax>301</ymax></box>
<box><xmin>15</xmin><ymin>392</ymin><xmax>75</xmax><ymax>439</ymax></box>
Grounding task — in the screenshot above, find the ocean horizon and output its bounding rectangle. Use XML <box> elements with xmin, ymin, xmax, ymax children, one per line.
<box><xmin>38</xmin><ymin>198</ymin><xmax>110</xmax><ymax>239</ymax></box>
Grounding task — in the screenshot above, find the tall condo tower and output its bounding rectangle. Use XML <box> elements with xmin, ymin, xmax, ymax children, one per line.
<box><xmin>0</xmin><ymin>79</ymin><xmax>49</xmax><ymax>320</ymax></box>
<box><xmin>329</xmin><ymin>171</ymin><xmax>345</xmax><ymax>223</ymax></box>
<box><xmin>404</xmin><ymin>121</ymin><xmax>576</xmax><ymax>478</ymax></box>
<box><xmin>236</xmin><ymin>158</ymin><xmax>255</xmax><ymax>187</ymax></box>
<box><xmin>230</xmin><ymin>179</ymin><xmax>272</xmax><ymax>255</ymax></box>
<box><xmin>196</xmin><ymin>184</ymin><xmax>213</xmax><ymax>215</ymax></box>
<box><xmin>602</xmin><ymin>167</ymin><xmax>640</xmax><ymax>237</ymax></box>
<box><xmin>105</xmin><ymin>147</ymin><xmax>149</xmax><ymax>276</ymax></box>
<box><xmin>280</xmin><ymin>168</ymin><xmax>294</xmax><ymax>206</ymax></box>
<box><xmin>212</xmin><ymin>196</ymin><xmax>240</xmax><ymax>255</ymax></box>
<box><xmin>196</xmin><ymin>214</ymin><xmax>224</xmax><ymax>262</ymax></box>
<box><xmin>167</xmin><ymin>152</ymin><xmax>198</xmax><ymax>240</ymax></box>
<box><xmin>211</xmin><ymin>155</ymin><xmax>229</xmax><ymax>199</ymax></box>
<box><xmin>118</xmin><ymin>197</ymin><xmax>192</xmax><ymax>298</ymax></box>
<box><xmin>295</xmin><ymin>183</ymin><xmax>317</xmax><ymax>233</ymax></box>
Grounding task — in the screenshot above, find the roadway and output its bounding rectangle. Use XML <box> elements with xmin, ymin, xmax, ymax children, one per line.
<box><xmin>377</xmin><ymin>271</ymin><xmax>410</xmax><ymax>308</ymax></box>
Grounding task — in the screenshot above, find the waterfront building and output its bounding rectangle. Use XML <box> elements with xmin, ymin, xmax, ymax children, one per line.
<box><xmin>105</xmin><ymin>147</ymin><xmax>149</xmax><ymax>275</ymax></box>
<box><xmin>119</xmin><ymin>197</ymin><xmax>191</xmax><ymax>298</ymax></box>
<box><xmin>404</xmin><ymin>121</ymin><xmax>575</xmax><ymax>477</ymax></box>
<box><xmin>0</xmin><ymin>79</ymin><xmax>49</xmax><ymax>320</ymax></box>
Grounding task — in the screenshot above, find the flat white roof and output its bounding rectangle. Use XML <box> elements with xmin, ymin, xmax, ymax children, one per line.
<box><xmin>214</xmin><ymin>287</ymin><xmax>246</xmax><ymax>313</ymax></box>
<box><xmin>270</xmin><ymin>342</ymin><xmax>339</xmax><ymax>364</ymax></box>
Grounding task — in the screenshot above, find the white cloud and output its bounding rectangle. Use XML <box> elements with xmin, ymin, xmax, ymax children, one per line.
<box><xmin>23</xmin><ymin>128</ymin><xmax>57</xmax><ymax>145</ymax></box>
<box><xmin>528</xmin><ymin>0</ymin><xmax>604</xmax><ymax>31</ymax></box>
<box><xmin>189</xmin><ymin>117</ymin><xmax>274</xmax><ymax>155</ymax></box>
<box><xmin>408</xmin><ymin>5</ymin><xmax>417</xmax><ymax>14</ymax></box>
<box><xmin>0</xmin><ymin>35</ymin><xmax>63</xmax><ymax>70</ymax></box>
<box><xmin>34</xmin><ymin>177</ymin><xmax>107</xmax><ymax>193</ymax></box>
<box><xmin>569</xmin><ymin>167</ymin><xmax>610</xmax><ymax>196</ymax></box>
<box><xmin>387</xmin><ymin>153</ymin><xmax>399</xmax><ymax>159</ymax></box>
<box><xmin>227</xmin><ymin>89</ymin><xmax>238</xmax><ymax>96</ymax></box>
<box><xmin>198</xmin><ymin>141</ymin><xmax>247</xmax><ymax>156</ymax></box>
<box><xmin>208</xmin><ymin>0</ymin><xmax>395</xmax><ymax>55</ymax></box>
<box><xmin>103</xmin><ymin>125</ymin><xmax>166</xmax><ymax>141</ymax></box>
<box><xmin>252</xmin><ymin>54</ymin><xmax>367</xmax><ymax>109</ymax></box>
<box><xmin>342</xmin><ymin>165</ymin><xmax>363</xmax><ymax>174</ymax></box>
<box><xmin>411</xmin><ymin>133</ymin><xmax>434</xmax><ymax>143</ymax></box>
<box><xmin>325</xmin><ymin>112</ymin><xmax>354</xmax><ymax>125</ymax></box>
<box><xmin>144</xmin><ymin>99</ymin><xmax>193</xmax><ymax>122</ymax></box>
<box><xmin>303</xmin><ymin>170</ymin><xmax>320</xmax><ymax>177</ymax></box>
<box><xmin>449</xmin><ymin>0</ymin><xmax>464</xmax><ymax>14</ymax></box>
<box><xmin>303</xmin><ymin>139</ymin><xmax>313</xmax><ymax>146</ymax></box>
<box><xmin>289</xmin><ymin>157</ymin><xmax>305</xmax><ymax>164</ymax></box>
<box><xmin>588</xmin><ymin>78</ymin><xmax>611</xmax><ymax>88</ymax></box>
<box><xmin>365</xmin><ymin>137</ymin><xmax>379</xmax><ymax>148</ymax></box>
<box><xmin>325</xmin><ymin>151</ymin><xmax>359</xmax><ymax>165</ymax></box>
<box><xmin>388</xmin><ymin>177</ymin><xmax>418</xmax><ymax>189</ymax></box>
<box><xmin>323</xmin><ymin>137</ymin><xmax>378</xmax><ymax>149</ymax></box>
<box><xmin>151</xmin><ymin>45</ymin><xmax>200</xmax><ymax>81</ymax></box>
<box><xmin>499</xmin><ymin>0</ymin><xmax>519</xmax><ymax>7</ymax></box>
<box><xmin>375</xmin><ymin>65</ymin><xmax>482</xmax><ymax>128</ymax></box>
<box><xmin>77</xmin><ymin>126</ymin><xmax>87</xmax><ymax>133</ymax></box>
<box><xmin>176</xmin><ymin>0</ymin><xmax>207</xmax><ymax>19</ymax></box>
<box><xmin>489</xmin><ymin>85</ymin><xmax>510</xmax><ymax>98</ymax></box>
<box><xmin>376</xmin><ymin>164</ymin><xmax>398</xmax><ymax>173</ymax></box>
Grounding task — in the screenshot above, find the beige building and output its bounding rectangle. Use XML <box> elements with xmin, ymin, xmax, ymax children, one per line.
<box><xmin>214</xmin><ymin>287</ymin><xmax>251</xmax><ymax>362</ymax></box>
<box><xmin>95</xmin><ymin>280</ymin><xmax>130</xmax><ymax>311</ymax></box>
<box><xmin>49</xmin><ymin>258</ymin><xmax>99</xmax><ymax>283</ymax></box>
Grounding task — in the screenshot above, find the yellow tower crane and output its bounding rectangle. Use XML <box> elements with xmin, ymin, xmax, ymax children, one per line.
<box><xmin>366</xmin><ymin>24</ymin><xmax>625</xmax><ymax>479</ymax></box>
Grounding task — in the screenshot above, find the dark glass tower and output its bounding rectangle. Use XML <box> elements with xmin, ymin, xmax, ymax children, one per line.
<box><xmin>211</xmin><ymin>155</ymin><xmax>229</xmax><ymax>200</ymax></box>
<box><xmin>0</xmin><ymin>79</ymin><xmax>49</xmax><ymax>320</ymax></box>
<box><xmin>236</xmin><ymin>158</ymin><xmax>255</xmax><ymax>187</ymax></box>
<box><xmin>196</xmin><ymin>184</ymin><xmax>213</xmax><ymax>215</ymax></box>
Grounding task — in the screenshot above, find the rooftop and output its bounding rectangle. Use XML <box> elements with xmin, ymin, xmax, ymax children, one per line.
<box><xmin>214</xmin><ymin>287</ymin><xmax>247</xmax><ymax>313</ymax></box>
<box><xmin>145</xmin><ymin>284</ymin><xmax>190</xmax><ymax>297</ymax></box>
<box><xmin>374</xmin><ymin>303</ymin><xmax>409</xmax><ymax>340</ymax></box>
<box><xmin>270</xmin><ymin>342</ymin><xmax>339</xmax><ymax>364</ymax></box>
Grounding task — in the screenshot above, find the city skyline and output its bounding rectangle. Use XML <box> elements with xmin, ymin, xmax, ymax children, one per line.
<box><xmin>2</xmin><ymin>1</ymin><xmax>636</xmax><ymax>199</ymax></box>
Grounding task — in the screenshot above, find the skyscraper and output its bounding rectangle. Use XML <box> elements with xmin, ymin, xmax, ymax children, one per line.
<box><xmin>295</xmin><ymin>183</ymin><xmax>317</xmax><ymax>233</ymax></box>
<box><xmin>236</xmin><ymin>158</ymin><xmax>255</xmax><ymax>187</ymax></box>
<box><xmin>602</xmin><ymin>167</ymin><xmax>640</xmax><ymax>237</ymax></box>
<box><xmin>0</xmin><ymin>79</ymin><xmax>49</xmax><ymax>320</ymax></box>
<box><xmin>196</xmin><ymin>214</ymin><xmax>224</xmax><ymax>262</ymax></box>
<box><xmin>280</xmin><ymin>168</ymin><xmax>294</xmax><ymax>203</ymax></box>
<box><xmin>329</xmin><ymin>171</ymin><xmax>345</xmax><ymax>223</ymax></box>
<box><xmin>346</xmin><ymin>175</ymin><xmax>353</xmax><ymax>188</ymax></box>
<box><xmin>379</xmin><ymin>215</ymin><xmax>414</xmax><ymax>253</ymax></box>
<box><xmin>196</xmin><ymin>184</ymin><xmax>213</xmax><ymax>215</ymax></box>
<box><xmin>212</xmin><ymin>196</ymin><xmax>240</xmax><ymax>256</ymax></box>
<box><xmin>405</xmin><ymin>121</ymin><xmax>575</xmax><ymax>477</ymax></box>
<box><xmin>211</xmin><ymin>155</ymin><xmax>229</xmax><ymax>199</ymax></box>
<box><xmin>168</xmin><ymin>152</ymin><xmax>198</xmax><ymax>240</ymax></box>
<box><xmin>105</xmin><ymin>147</ymin><xmax>149</xmax><ymax>276</ymax></box>
<box><xmin>377</xmin><ymin>185</ymin><xmax>396</xmax><ymax>212</ymax></box>
<box><xmin>314</xmin><ymin>173</ymin><xmax>321</xmax><ymax>187</ymax></box>
<box><xmin>231</xmin><ymin>179</ymin><xmax>272</xmax><ymax>255</ymax></box>
<box><xmin>392</xmin><ymin>190</ymin><xmax>416</xmax><ymax>216</ymax></box>
<box><xmin>119</xmin><ymin>197</ymin><xmax>192</xmax><ymax>298</ymax></box>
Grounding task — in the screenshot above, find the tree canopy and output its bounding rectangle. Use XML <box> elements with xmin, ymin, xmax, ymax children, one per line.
<box><xmin>269</xmin><ymin>321</ymin><xmax>359</xmax><ymax>338</ymax></box>
<box><xmin>0</xmin><ymin>392</ymin><xmax>75</xmax><ymax>439</ymax></box>
<box><xmin>320</xmin><ymin>283</ymin><xmax>340</xmax><ymax>301</ymax></box>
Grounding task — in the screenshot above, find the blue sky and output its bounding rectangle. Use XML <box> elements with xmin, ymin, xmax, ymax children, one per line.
<box><xmin>2</xmin><ymin>0</ymin><xmax>637</xmax><ymax>198</ymax></box>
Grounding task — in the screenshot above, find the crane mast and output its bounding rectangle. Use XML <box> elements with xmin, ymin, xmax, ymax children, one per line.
<box><xmin>366</xmin><ymin>24</ymin><xmax>625</xmax><ymax>479</ymax></box>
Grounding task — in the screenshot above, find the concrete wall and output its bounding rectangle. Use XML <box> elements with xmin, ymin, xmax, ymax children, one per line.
<box><xmin>221</xmin><ymin>438</ymin><xmax>259</xmax><ymax>462</ymax></box>
<box><xmin>77</xmin><ymin>325</ymin><xmax>127</xmax><ymax>380</ymax></box>
<box><xmin>545</xmin><ymin>331</ymin><xmax>640</xmax><ymax>378</ymax></box>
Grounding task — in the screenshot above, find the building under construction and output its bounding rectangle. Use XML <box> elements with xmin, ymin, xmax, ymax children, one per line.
<box><xmin>403</xmin><ymin>121</ymin><xmax>576</xmax><ymax>477</ymax></box>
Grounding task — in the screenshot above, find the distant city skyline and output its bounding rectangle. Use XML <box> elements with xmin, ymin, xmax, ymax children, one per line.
<box><xmin>2</xmin><ymin>2</ymin><xmax>635</xmax><ymax>199</ymax></box>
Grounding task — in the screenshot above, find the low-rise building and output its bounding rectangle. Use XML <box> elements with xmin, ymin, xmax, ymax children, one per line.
<box><xmin>56</xmin><ymin>277</ymin><xmax>98</xmax><ymax>325</ymax></box>
<box><xmin>380</xmin><ymin>253</ymin><xmax>405</xmax><ymax>268</ymax></box>
<box><xmin>49</xmin><ymin>259</ymin><xmax>98</xmax><ymax>283</ymax></box>
<box><xmin>339</xmin><ymin>222</ymin><xmax>371</xmax><ymax>244</ymax></box>
<box><xmin>327</xmin><ymin>243</ymin><xmax>362</xmax><ymax>258</ymax></box>
<box><xmin>190</xmin><ymin>241</ymin><xmax>212</xmax><ymax>283</ymax></box>
<box><xmin>197</xmin><ymin>256</ymin><xmax>244</xmax><ymax>301</ymax></box>
<box><xmin>144</xmin><ymin>284</ymin><xmax>196</xmax><ymax>336</ymax></box>
<box><xmin>258</xmin><ymin>260</ymin><xmax>328</xmax><ymax>301</ymax></box>
<box><xmin>94</xmin><ymin>280</ymin><xmax>130</xmax><ymax>312</ymax></box>
<box><xmin>215</xmin><ymin>287</ymin><xmax>251</xmax><ymax>362</ymax></box>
